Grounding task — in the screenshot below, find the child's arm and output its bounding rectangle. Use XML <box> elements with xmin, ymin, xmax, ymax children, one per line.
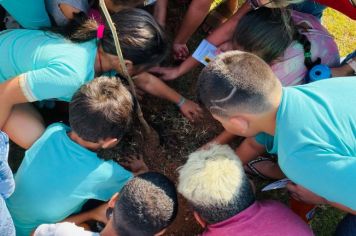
<box><xmin>134</xmin><ymin>72</ymin><xmax>203</xmax><ymax>122</ymax></box>
<box><xmin>173</xmin><ymin>0</ymin><xmax>214</xmax><ymax>60</ymax></box>
<box><xmin>201</xmin><ymin>130</ymin><xmax>236</xmax><ymax>150</ymax></box>
<box><xmin>235</xmin><ymin>137</ymin><xmax>266</xmax><ymax>164</ymax></box>
<box><xmin>152</xmin><ymin>2</ymin><xmax>251</xmax><ymax>81</ymax></box>
<box><xmin>64</xmin><ymin>202</ymin><xmax>109</xmax><ymax>225</ymax></box>
<box><xmin>153</xmin><ymin>0</ymin><xmax>168</xmax><ymax>27</ymax></box>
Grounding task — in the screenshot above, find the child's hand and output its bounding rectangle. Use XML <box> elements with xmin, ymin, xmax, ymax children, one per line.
<box><xmin>119</xmin><ymin>155</ymin><xmax>149</xmax><ymax>176</ymax></box>
<box><xmin>149</xmin><ymin>66</ymin><xmax>181</xmax><ymax>81</ymax></box>
<box><xmin>173</xmin><ymin>43</ymin><xmax>189</xmax><ymax>61</ymax></box>
<box><xmin>179</xmin><ymin>100</ymin><xmax>203</xmax><ymax>122</ymax></box>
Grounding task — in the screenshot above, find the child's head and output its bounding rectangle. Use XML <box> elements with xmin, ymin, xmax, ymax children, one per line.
<box><xmin>178</xmin><ymin>144</ymin><xmax>255</xmax><ymax>225</ymax></box>
<box><xmin>69</xmin><ymin>76</ymin><xmax>133</xmax><ymax>148</ymax></box>
<box><xmin>233</xmin><ymin>8</ymin><xmax>294</xmax><ymax>63</ymax></box>
<box><xmin>111</xmin><ymin>172</ymin><xmax>178</xmax><ymax>236</ymax></box>
<box><xmin>56</xmin><ymin>8</ymin><xmax>168</xmax><ymax>73</ymax></box>
<box><xmin>233</xmin><ymin>8</ymin><xmax>320</xmax><ymax>70</ymax></box>
<box><xmin>197</xmin><ymin>51</ymin><xmax>281</xmax><ymax>137</ymax></box>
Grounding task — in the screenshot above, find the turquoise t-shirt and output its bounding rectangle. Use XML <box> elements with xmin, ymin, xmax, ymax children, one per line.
<box><xmin>255</xmin><ymin>77</ymin><xmax>356</xmax><ymax>210</ymax></box>
<box><xmin>0</xmin><ymin>29</ymin><xmax>97</xmax><ymax>102</ymax></box>
<box><xmin>6</xmin><ymin>123</ymin><xmax>133</xmax><ymax>236</ymax></box>
<box><xmin>0</xmin><ymin>0</ymin><xmax>51</xmax><ymax>29</ymax></box>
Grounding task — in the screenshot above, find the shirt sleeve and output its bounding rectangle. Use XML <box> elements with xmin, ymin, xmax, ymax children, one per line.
<box><xmin>0</xmin><ymin>132</ymin><xmax>14</xmax><ymax>199</ymax></box>
<box><xmin>280</xmin><ymin>147</ymin><xmax>356</xmax><ymax>211</ymax></box>
<box><xmin>20</xmin><ymin>63</ymin><xmax>83</xmax><ymax>102</ymax></box>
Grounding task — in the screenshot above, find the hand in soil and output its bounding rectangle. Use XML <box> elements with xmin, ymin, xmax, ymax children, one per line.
<box><xmin>179</xmin><ymin>99</ymin><xmax>203</xmax><ymax>122</ymax></box>
<box><xmin>119</xmin><ymin>154</ymin><xmax>149</xmax><ymax>176</ymax></box>
<box><xmin>172</xmin><ymin>43</ymin><xmax>189</xmax><ymax>61</ymax></box>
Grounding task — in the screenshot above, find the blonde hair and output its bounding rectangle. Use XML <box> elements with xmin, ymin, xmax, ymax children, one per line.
<box><xmin>178</xmin><ymin>144</ymin><xmax>255</xmax><ymax>223</ymax></box>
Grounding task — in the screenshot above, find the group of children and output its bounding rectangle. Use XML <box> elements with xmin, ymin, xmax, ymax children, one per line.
<box><xmin>0</xmin><ymin>0</ymin><xmax>355</xmax><ymax>235</ymax></box>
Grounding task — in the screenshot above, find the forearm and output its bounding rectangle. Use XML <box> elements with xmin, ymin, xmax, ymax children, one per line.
<box><xmin>235</xmin><ymin>137</ymin><xmax>265</xmax><ymax>164</ymax></box>
<box><xmin>63</xmin><ymin>211</ymin><xmax>92</xmax><ymax>225</ymax></box>
<box><xmin>206</xmin><ymin>2</ymin><xmax>250</xmax><ymax>45</ymax></box>
<box><xmin>174</xmin><ymin>0</ymin><xmax>213</xmax><ymax>44</ymax></box>
<box><xmin>154</xmin><ymin>0</ymin><xmax>168</xmax><ymax>27</ymax></box>
<box><xmin>134</xmin><ymin>73</ymin><xmax>182</xmax><ymax>104</ymax></box>
<box><xmin>178</xmin><ymin>56</ymin><xmax>201</xmax><ymax>77</ymax></box>
<box><xmin>210</xmin><ymin>130</ymin><xmax>236</xmax><ymax>145</ymax></box>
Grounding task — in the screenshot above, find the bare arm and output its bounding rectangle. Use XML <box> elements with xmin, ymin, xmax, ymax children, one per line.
<box><xmin>0</xmin><ymin>76</ymin><xmax>28</xmax><ymax>129</ymax></box>
<box><xmin>134</xmin><ymin>72</ymin><xmax>203</xmax><ymax>122</ymax></box>
<box><xmin>174</xmin><ymin>0</ymin><xmax>214</xmax><ymax>45</ymax></box>
<box><xmin>154</xmin><ymin>0</ymin><xmax>168</xmax><ymax>27</ymax></box>
<box><xmin>235</xmin><ymin>137</ymin><xmax>265</xmax><ymax>164</ymax></box>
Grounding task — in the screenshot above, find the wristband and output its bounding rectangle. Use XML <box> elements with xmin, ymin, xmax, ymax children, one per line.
<box><xmin>192</xmin><ymin>39</ymin><xmax>221</xmax><ymax>66</ymax></box>
<box><xmin>177</xmin><ymin>97</ymin><xmax>186</xmax><ymax>108</ymax></box>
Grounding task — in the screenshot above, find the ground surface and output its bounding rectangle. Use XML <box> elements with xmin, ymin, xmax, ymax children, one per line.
<box><xmin>7</xmin><ymin>1</ymin><xmax>356</xmax><ymax>236</ymax></box>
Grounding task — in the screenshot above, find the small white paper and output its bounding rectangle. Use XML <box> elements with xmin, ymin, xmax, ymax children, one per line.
<box><xmin>261</xmin><ymin>178</ymin><xmax>290</xmax><ymax>192</ymax></box>
<box><xmin>192</xmin><ymin>39</ymin><xmax>221</xmax><ymax>66</ymax></box>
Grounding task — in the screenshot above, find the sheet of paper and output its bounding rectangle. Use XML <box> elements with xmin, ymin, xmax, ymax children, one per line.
<box><xmin>261</xmin><ymin>178</ymin><xmax>290</xmax><ymax>191</ymax></box>
<box><xmin>192</xmin><ymin>39</ymin><xmax>221</xmax><ymax>66</ymax></box>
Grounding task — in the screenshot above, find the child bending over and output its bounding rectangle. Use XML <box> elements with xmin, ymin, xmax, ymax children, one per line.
<box><xmin>178</xmin><ymin>144</ymin><xmax>313</xmax><ymax>236</ymax></box>
<box><xmin>33</xmin><ymin>172</ymin><xmax>178</xmax><ymax>236</ymax></box>
<box><xmin>6</xmin><ymin>76</ymin><xmax>148</xmax><ymax>236</ymax></box>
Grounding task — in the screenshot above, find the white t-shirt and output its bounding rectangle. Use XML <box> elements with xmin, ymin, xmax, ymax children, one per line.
<box><xmin>34</xmin><ymin>222</ymin><xmax>100</xmax><ymax>236</ymax></box>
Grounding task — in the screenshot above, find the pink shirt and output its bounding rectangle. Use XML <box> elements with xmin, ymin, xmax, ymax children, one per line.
<box><xmin>271</xmin><ymin>11</ymin><xmax>340</xmax><ymax>86</ymax></box>
<box><xmin>202</xmin><ymin>200</ymin><xmax>314</xmax><ymax>236</ymax></box>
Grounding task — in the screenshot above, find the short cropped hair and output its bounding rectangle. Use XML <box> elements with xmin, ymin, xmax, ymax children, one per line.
<box><xmin>114</xmin><ymin>172</ymin><xmax>178</xmax><ymax>236</ymax></box>
<box><xmin>178</xmin><ymin>144</ymin><xmax>255</xmax><ymax>224</ymax></box>
<box><xmin>197</xmin><ymin>51</ymin><xmax>279</xmax><ymax>117</ymax></box>
<box><xmin>69</xmin><ymin>76</ymin><xmax>133</xmax><ymax>143</ymax></box>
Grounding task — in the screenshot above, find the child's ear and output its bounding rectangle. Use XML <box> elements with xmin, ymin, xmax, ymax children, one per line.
<box><xmin>193</xmin><ymin>211</ymin><xmax>207</xmax><ymax>228</ymax></box>
<box><xmin>229</xmin><ymin>117</ymin><xmax>249</xmax><ymax>135</ymax></box>
<box><xmin>101</xmin><ymin>138</ymin><xmax>119</xmax><ymax>149</ymax></box>
<box><xmin>108</xmin><ymin>192</ymin><xmax>119</xmax><ymax>208</ymax></box>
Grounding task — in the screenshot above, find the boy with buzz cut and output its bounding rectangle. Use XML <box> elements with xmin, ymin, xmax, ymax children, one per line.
<box><xmin>178</xmin><ymin>144</ymin><xmax>313</xmax><ymax>236</ymax></box>
<box><xmin>34</xmin><ymin>172</ymin><xmax>178</xmax><ymax>236</ymax></box>
<box><xmin>6</xmin><ymin>76</ymin><xmax>148</xmax><ymax>236</ymax></box>
<box><xmin>197</xmin><ymin>51</ymin><xmax>356</xmax><ymax>235</ymax></box>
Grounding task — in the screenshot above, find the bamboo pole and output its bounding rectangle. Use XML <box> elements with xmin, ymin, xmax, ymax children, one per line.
<box><xmin>99</xmin><ymin>0</ymin><xmax>151</xmax><ymax>134</ymax></box>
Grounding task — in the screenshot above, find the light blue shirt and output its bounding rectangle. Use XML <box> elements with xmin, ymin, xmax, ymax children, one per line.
<box><xmin>255</xmin><ymin>77</ymin><xmax>356</xmax><ymax>210</ymax></box>
<box><xmin>0</xmin><ymin>0</ymin><xmax>51</xmax><ymax>29</ymax></box>
<box><xmin>0</xmin><ymin>29</ymin><xmax>97</xmax><ymax>102</ymax></box>
<box><xmin>6</xmin><ymin>123</ymin><xmax>133</xmax><ymax>236</ymax></box>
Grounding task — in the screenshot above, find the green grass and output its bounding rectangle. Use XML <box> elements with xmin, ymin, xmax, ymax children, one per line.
<box><xmin>322</xmin><ymin>9</ymin><xmax>356</xmax><ymax>57</ymax></box>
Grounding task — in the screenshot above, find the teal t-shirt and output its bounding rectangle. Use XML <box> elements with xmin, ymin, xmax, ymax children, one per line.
<box><xmin>0</xmin><ymin>29</ymin><xmax>97</xmax><ymax>102</ymax></box>
<box><xmin>255</xmin><ymin>77</ymin><xmax>356</xmax><ymax>210</ymax></box>
<box><xmin>6</xmin><ymin>123</ymin><xmax>133</xmax><ymax>236</ymax></box>
<box><xmin>0</xmin><ymin>0</ymin><xmax>51</xmax><ymax>29</ymax></box>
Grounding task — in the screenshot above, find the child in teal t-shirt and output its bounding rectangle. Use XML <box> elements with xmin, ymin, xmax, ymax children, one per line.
<box><xmin>197</xmin><ymin>51</ymin><xmax>356</xmax><ymax>214</ymax></box>
<box><xmin>6</xmin><ymin>76</ymin><xmax>148</xmax><ymax>236</ymax></box>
